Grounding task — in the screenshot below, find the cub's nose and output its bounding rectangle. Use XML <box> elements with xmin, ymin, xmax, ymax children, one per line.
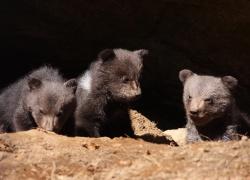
<box><xmin>133</xmin><ymin>93</ymin><xmax>141</xmax><ymax>100</ymax></box>
<box><xmin>134</xmin><ymin>88</ymin><xmax>141</xmax><ymax>98</ymax></box>
<box><xmin>136</xmin><ymin>88</ymin><xmax>141</xmax><ymax>96</ymax></box>
<box><xmin>190</xmin><ymin>110</ymin><xmax>199</xmax><ymax>116</ymax></box>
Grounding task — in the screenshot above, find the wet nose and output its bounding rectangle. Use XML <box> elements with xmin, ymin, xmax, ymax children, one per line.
<box><xmin>190</xmin><ymin>110</ymin><xmax>199</xmax><ymax>116</ymax></box>
<box><xmin>189</xmin><ymin>98</ymin><xmax>204</xmax><ymax>116</ymax></box>
<box><xmin>42</xmin><ymin>116</ymin><xmax>58</xmax><ymax>132</ymax></box>
<box><xmin>136</xmin><ymin>87</ymin><xmax>141</xmax><ymax>96</ymax></box>
<box><xmin>131</xmin><ymin>81</ymin><xmax>138</xmax><ymax>90</ymax></box>
<box><xmin>134</xmin><ymin>93</ymin><xmax>141</xmax><ymax>99</ymax></box>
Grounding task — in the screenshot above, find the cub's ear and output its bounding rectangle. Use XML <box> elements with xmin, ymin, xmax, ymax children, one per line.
<box><xmin>179</xmin><ymin>69</ymin><xmax>194</xmax><ymax>83</ymax></box>
<box><xmin>134</xmin><ymin>49</ymin><xmax>149</xmax><ymax>58</ymax></box>
<box><xmin>221</xmin><ymin>76</ymin><xmax>238</xmax><ymax>90</ymax></box>
<box><xmin>27</xmin><ymin>77</ymin><xmax>42</xmax><ymax>91</ymax></box>
<box><xmin>64</xmin><ymin>79</ymin><xmax>77</xmax><ymax>93</ymax></box>
<box><xmin>98</xmin><ymin>49</ymin><xmax>115</xmax><ymax>62</ymax></box>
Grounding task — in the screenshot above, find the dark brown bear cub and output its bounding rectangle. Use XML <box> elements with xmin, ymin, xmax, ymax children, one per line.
<box><xmin>179</xmin><ymin>69</ymin><xmax>250</xmax><ymax>143</ymax></box>
<box><xmin>0</xmin><ymin>66</ymin><xmax>77</xmax><ymax>133</ymax></box>
<box><xmin>75</xmin><ymin>48</ymin><xmax>148</xmax><ymax>137</ymax></box>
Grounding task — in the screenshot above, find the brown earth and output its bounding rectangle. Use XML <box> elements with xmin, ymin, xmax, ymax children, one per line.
<box><xmin>0</xmin><ymin>110</ymin><xmax>250</xmax><ymax>180</ymax></box>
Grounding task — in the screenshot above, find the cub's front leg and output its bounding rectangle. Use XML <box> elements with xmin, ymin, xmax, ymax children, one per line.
<box><xmin>186</xmin><ymin>119</ymin><xmax>202</xmax><ymax>143</ymax></box>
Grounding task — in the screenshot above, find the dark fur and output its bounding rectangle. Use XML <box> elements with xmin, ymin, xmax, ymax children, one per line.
<box><xmin>75</xmin><ymin>48</ymin><xmax>148</xmax><ymax>137</ymax></box>
<box><xmin>179</xmin><ymin>69</ymin><xmax>250</xmax><ymax>143</ymax></box>
<box><xmin>0</xmin><ymin>66</ymin><xmax>77</xmax><ymax>133</ymax></box>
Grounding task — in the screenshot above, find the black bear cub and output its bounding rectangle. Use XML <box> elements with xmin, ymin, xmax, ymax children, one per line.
<box><xmin>75</xmin><ymin>48</ymin><xmax>148</xmax><ymax>137</ymax></box>
<box><xmin>179</xmin><ymin>69</ymin><xmax>250</xmax><ymax>143</ymax></box>
<box><xmin>0</xmin><ymin>66</ymin><xmax>77</xmax><ymax>133</ymax></box>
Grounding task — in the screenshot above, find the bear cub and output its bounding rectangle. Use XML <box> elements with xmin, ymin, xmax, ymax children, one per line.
<box><xmin>0</xmin><ymin>66</ymin><xmax>77</xmax><ymax>133</ymax></box>
<box><xmin>179</xmin><ymin>69</ymin><xmax>250</xmax><ymax>143</ymax></box>
<box><xmin>75</xmin><ymin>48</ymin><xmax>148</xmax><ymax>137</ymax></box>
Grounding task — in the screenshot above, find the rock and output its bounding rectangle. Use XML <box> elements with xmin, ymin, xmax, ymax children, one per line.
<box><xmin>129</xmin><ymin>109</ymin><xmax>177</xmax><ymax>145</ymax></box>
<box><xmin>164</xmin><ymin>128</ymin><xmax>187</xmax><ymax>146</ymax></box>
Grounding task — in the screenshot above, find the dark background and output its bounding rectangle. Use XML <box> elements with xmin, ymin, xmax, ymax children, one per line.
<box><xmin>1</xmin><ymin>0</ymin><xmax>250</xmax><ymax>130</ymax></box>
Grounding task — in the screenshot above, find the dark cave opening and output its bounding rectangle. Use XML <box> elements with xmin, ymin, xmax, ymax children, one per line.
<box><xmin>1</xmin><ymin>0</ymin><xmax>250</xmax><ymax>131</ymax></box>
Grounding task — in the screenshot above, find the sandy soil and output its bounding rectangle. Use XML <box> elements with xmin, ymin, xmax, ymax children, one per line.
<box><xmin>0</xmin><ymin>110</ymin><xmax>249</xmax><ymax>180</ymax></box>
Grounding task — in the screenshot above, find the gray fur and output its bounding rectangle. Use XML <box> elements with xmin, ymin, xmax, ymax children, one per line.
<box><xmin>75</xmin><ymin>48</ymin><xmax>148</xmax><ymax>137</ymax></box>
<box><xmin>0</xmin><ymin>66</ymin><xmax>77</xmax><ymax>133</ymax></box>
<box><xmin>179</xmin><ymin>69</ymin><xmax>249</xmax><ymax>143</ymax></box>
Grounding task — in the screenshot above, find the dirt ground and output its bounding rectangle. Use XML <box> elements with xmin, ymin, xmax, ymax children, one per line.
<box><xmin>0</xmin><ymin>110</ymin><xmax>250</xmax><ymax>180</ymax></box>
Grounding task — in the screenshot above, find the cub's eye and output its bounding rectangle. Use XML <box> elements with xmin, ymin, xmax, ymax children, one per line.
<box><xmin>39</xmin><ymin>109</ymin><xmax>44</xmax><ymax>114</ymax></box>
<box><xmin>56</xmin><ymin>110</ymin><xmax>63</xmax><ymax>117</ymax></box>
<box><xmin>188</xmin><ymin>95</ymin><xmax>192</xmax><ymax>100</ymax></box>
<box><xmin>122</xmin><ymin>76</ymin><xmax>130</xmax><ymax>83</ymax></box>
<box><xmin>204</xmin><ymin>98</ymin><xmax>213</xmax><ymax>104</ymax></box>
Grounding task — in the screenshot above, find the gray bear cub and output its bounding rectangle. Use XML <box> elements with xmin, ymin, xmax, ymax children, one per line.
<box><xmin>179</xmin><ymin>69</ymin><xmax>250</xmax><ymax>143</ymax></box>
<box><xmin>0</xmin><ymin>66</ymin><xmax>77</xmax><ymax>133</ymax></box>
<box><xmin>75</xmin><ymin>48</ymin><xmax>148</xmax><ymax>137</ymax></box>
